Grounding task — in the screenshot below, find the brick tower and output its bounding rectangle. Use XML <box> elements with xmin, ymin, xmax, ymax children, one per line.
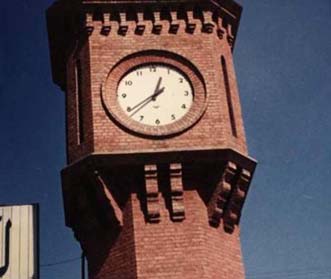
<box><xmin>47</xmin><ymin>0</ymin><xmax>256</xmax><ymax>278</ymax></box>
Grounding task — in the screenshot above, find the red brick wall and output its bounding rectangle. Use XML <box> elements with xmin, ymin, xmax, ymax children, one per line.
<box><xmin>133</xmin><ymin>190</ymin><xmax>244</xmax><ymax>279</ymax></box>
<box><xmin>81</xmin><ymin>199</ymin><xmax>138</xmax><ymax>279</ymax></box>
<box><xmin>77</xmin><ymin>168</ymin><xmax>245</xmax><ymax>279</ymax></box>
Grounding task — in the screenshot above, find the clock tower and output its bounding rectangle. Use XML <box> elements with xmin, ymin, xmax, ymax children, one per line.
<box><xmin>47</xmin><ymin>0</ymin><xmax>256</xmax><ymax>278</ymax></box>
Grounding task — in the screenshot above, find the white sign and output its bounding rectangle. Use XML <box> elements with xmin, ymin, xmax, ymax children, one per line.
<box><xmin>0</xmin><ymin>204</ymin><xmax>39</xmax><ymax>279</ymax></box>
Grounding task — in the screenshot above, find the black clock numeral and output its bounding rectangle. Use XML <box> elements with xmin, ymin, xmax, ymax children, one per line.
<box><xmin>122</xmin><ymin>93</ymin><xmax>127</xmax><ymax>98</ymax></box>
<box><xmin>167</xmin><ymin>68</ymin><xmax>171</xmax><ymax>74</ymax></box>
<box><xmin>155</xmin><ymin>119</ymin><xmax>160</xmax><ymax>125</ymax></box>
<box><xmin>149</xmin><ymin>66</ymin><xmax>156</xmax><ymax>72</ymax></box>
<box><xmin>184</xmin><ymin>91</ymin><xmax>189</xmax><ymax>96</ymax></box>
<box><xmin>179</xmin><ymin>78</ymin><xmax>183</xmax><ymax>83</ymax></box>
<box><xmin>127</xmin><ymin>106</ymin><xmax>132</xmax><ymax>112</ymax></box>
<box><xmin>136</xmin><ymin>71</ymin><xmax>143</xmax><ymax>76</ymax></box>
<box><xmin>125</xmin><ymin>80</ymin><xmax>133</xmax><ymax>86</ymax></box>
<box><xmin>181</xmin><ymin>104</ymin><xmax>187</xmax><ymax>109</ymax></box>
<box><xmin>171</xmin><ymin>114</ymin><xmax>176</xmax><ymax>120</ymax></box>
<box><xmin>139</xmin><ymin>115</ymin><xmax>144</xmax><ymax>121</ymax></box>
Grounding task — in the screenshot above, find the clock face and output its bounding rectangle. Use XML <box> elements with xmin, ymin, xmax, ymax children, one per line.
<box><xmin>117</xmin><ymin>64</ymin><xmax>194</xmax><ymax>126</ymax></box>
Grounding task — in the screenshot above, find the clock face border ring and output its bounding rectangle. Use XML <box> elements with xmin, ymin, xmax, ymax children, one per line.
<box><xmin>102</xmin><ymin>53</ymin><xmax>207</xmax><ymax>137</ymax></box>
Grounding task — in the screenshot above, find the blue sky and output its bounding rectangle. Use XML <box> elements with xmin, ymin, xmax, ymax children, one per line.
<box><xmin>1</xmin><ymin>0</ymin><xmax>331</xmax><ymax>278</ymax></box>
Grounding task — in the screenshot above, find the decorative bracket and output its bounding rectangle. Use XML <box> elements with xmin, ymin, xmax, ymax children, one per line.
<box><xmin>102</xmin><ymin>13</ymin><xmax>111</xmax><ymax>35</ymax></box>
<box><xmin>144</xmin><ymin>164</ymin><xmax>160</xmax><ymax>222</ymax></box>
<box><xmin>135</xmin><ymin>12</ymin><xmax>145</xmax><ymax>34</ymax></box>
<box><xmin>208</xmin><ymin>162</ymin><xmax>237</xmax><ymax>227</ymax></box>
<box><xmin>85</xmin><ymin>13</ymin><xmax>94</xmax><ymax>35</ymax></box>
<box><xmin>186</xmin><ymin>11</ymin><xmax>199</xmax><ymax>33</ymax></box>
<box><xmin>216</xmin><ymin>17</ymin><xmax>226</xmax><ymax>39</ymax></box>
<box><xmin>93</xmin><ymin>170</ymin><xmax>124</xmax><ymax>227</ymax></box>
<box><xmin>152</xmin><ymin>12</ymin><xmax>162</xmax><ymax>34</ymax></box>
<box><xmin>169</xmin><ymin>163</ymin><xmax>185</xmax><ymax>221</ymax></box>
<box><xmin>65</xmin><ymin>170</ymin><xmax>124</xmax><ymax>239</ymax></box>
<box><xmin>208</xmin><ymin>162</ymin><xmax>252</xmax><ymax>233</ymax></box>
<box><xmin>202</xmin><ymin>11</ymin><xmax>215</xmax><ymax>33</ymax></box>
<box><xmin>226</xmin><ymin>24</ymin><xmax>235</xmax><ymax>47</ymax></box>
<box><xmin>169</xmin><ymin>11</ymin><xmax>180</xmax><ymax>33</ymax></box>
<box><xmin>118</xmin><ymin>12</ymin><xmax>128</xmax><ymax>35</ymax></box>
<box><xmin>223</xmin><ymin>169</ymin><xmax>251</xmax><ymax>233</ymax></box>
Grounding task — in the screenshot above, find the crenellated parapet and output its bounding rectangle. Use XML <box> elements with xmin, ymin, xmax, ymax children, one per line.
<box><xmin>81</xmin><ymin>5</ymin><xmax>235</xmax><ymax>39</ymax></box>
<box><xmin>47</xmin><ymin>0</ymin><xmax>242</xmax><ymax>89</ymax></box>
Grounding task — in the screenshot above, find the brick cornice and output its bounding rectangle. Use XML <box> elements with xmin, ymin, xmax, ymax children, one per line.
<box><xmin>62</xmin><ymin>148</ymin><xmax>256</xmax><ymax>172</ymax></box>
<box><xmin>61</xmin><ymin>148</ymin><xmax>256</xmax><ymax>230</ymax></box>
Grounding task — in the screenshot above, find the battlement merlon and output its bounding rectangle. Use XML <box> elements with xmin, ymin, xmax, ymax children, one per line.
<box><xmin>46</xmin><ymin>0</ymin><xmax>242</xmax><ymax>89</ymax></box>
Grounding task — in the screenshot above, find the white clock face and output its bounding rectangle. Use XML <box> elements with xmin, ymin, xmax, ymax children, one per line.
<box><xmin>117</xmin><ymin>64</ymin><xmax>194</xmax><ymax>126</ymax></box>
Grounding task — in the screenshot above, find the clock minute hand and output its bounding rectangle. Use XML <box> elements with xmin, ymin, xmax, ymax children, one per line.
<box><xmin>129</xmin><ymin>87</ymin><xmax>165</xmax><ymax>117</ymax></box>
<box><xmin>128</xmin><ymin>77</ymin><xmax>163</xmax><ymax>113</ymax></box>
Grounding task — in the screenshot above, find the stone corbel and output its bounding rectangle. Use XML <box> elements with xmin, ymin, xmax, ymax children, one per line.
<box><xmin>152</xmin><ymin>11</ymin><xmax>162</xmax><ymax>34</ymax></box>
<box><xmin>118</xmin><ymin>12</ymin><xmax>128</xmax><ymax>35</ymax></box>
<box><xmin>92</xmin><ymin>171</ymin><xmax>124</xmax><ymax>227</ymax></box>
<box><xmin>69</xmin><ymin>170</ymin><xmax>124</xmax><ymax>239</ymax></box>
<box><xmin>185</xmin><ymin>10</ymin><xmax>200</xmax><ymax>33</ymax></box>
<box><xmin>202</xmin><ymin>11</ymin><xmax>215</xmax><ymax>33</ymax></box>
<box><xmin>85</xmin><ymin>13</ymin><xmax>94</xmax><ymax>35</ymax></box>
<box><xmin>135</xmin><ymin>12</ymin><xmax>145</xmax><ymax>34</ymax></box>
<box><xmin>144</xmin><ymin>164</ymin><xmax>160</xmax><ymax>222</ymax></box>
<box><xmin>226</xmin><ymin>23</ymin><xmax>235</xmax><ymax>47</ymax></box>
<box><xmin>102</xmin><ymin>13</ymin><xmax>111</xmax><ymax>35</ymax></box>
<box><xmin>208</xmin><ymin>162</ymin><xmax>237</xmax><ymax>227</ymax></box>
<box><xmin>169</xmin><ymin>11</ymin><xmax>180</xmax><ymax>33</ymax></box>
<box><xmin>223</xmin><ymin>169</ymin><xmax>251</xmax><ymax>233</ymax></box>
<box><xmin>169</xmin><ymin>163</ymin><xmax>185</xmax><ymax>221</ymax></box>
<box><xmin>216</xmin><ymin>16</ymin><xmax>226</xmax><ymax>39</ymax></box>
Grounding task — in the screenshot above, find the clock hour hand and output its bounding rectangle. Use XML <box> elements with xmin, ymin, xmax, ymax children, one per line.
<box><xmin>129</xmin><ymin>87</ymin><xmax>165</xmax><ymax>117</ymax></box>
<box><xmin>151</xmin><ymin>77</ymin><xmax>162</xmax><ymax>100</ymax></box>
